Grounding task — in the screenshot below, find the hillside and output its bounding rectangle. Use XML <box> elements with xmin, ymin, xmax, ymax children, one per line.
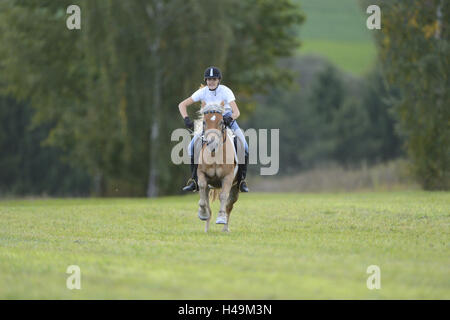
<box><xmin>296</xmin><ymin>0</ymin><xmax>377</xmax><ymax>74</ymax></box>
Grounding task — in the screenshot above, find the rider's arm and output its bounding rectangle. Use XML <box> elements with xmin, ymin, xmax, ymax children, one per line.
<box><xmin>178</xmin><ymin>97</ymin><xmax>195</xmax><ymax>118</ymax></box>
<box><xmin>230</xmin><ymin>101</ymin><xmax>240</xmax><ymax>120</ymax></box>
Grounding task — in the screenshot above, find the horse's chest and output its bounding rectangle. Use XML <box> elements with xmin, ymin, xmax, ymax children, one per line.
<box><xmin>206</xmin><ymin>166</ymin><xmax>223</xmax><ymax>178</ymax></box>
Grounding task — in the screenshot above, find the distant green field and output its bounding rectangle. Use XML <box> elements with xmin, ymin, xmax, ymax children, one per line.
<box><xmin>296</xmin><ymin>0</ymin><xmax>377</xmax><ymax>74</ymax></box>
<box><xmin>300</xmin><ymin>40</ymin><xmax>376</xmax><ymax>75</ymax></box>
<box><xmin>0</xmin><ymin>191</ymin><xmax>449</xmax><ymax>299</ymax></box>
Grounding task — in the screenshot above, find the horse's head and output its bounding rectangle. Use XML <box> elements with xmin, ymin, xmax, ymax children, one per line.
<box><xmin>200</xmin><ymin>103</ymin><xmax>226</xmax><ymax>153</ymax></box>
<box><xmin>200</xmin><ymin>103</ymin><xmax>225</xmax><ymax>131</ymax></box>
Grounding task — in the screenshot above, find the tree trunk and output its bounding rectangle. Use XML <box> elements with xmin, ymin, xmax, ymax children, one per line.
<box><xmin>93</xmin><ymin>172</ymin><xmax>103</xmax><ymax>196</ymax></box>
<box><xmin>146</xmin><ymin>38</ymin><xmax>161</xmax><ymax>198</ymax></box>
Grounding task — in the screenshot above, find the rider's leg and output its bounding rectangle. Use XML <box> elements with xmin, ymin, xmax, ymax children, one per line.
<box><xmin>182</xmin><ymin>133</ymin><xmax>200</xmax><ymax>192</ymax></box>
<box><xmin>229</xmin><ymin>120</ymin><xmax>249</xmax><ymax>193</ymax></box>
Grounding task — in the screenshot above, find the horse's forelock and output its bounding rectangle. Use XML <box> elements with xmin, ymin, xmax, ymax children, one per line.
<box><xmin>196</xmin><ymin>103</ymin><xmax>224</xmax><ymax>122</ymax></box>
<box><xmin>200</xmin><ymin>103</ymin><xmax>224</xmax><ymax>115</ymax></box>
<box><xmin>194</xmin><ymin>104</ymin><xmax>223</xmax><ymax>134</ymax></box>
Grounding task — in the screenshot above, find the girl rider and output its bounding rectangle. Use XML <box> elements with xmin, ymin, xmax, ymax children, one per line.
<box><xmin>178</xmin><ymin>66</ymin><xmax>249</xmax><ymax>193</ymax></box>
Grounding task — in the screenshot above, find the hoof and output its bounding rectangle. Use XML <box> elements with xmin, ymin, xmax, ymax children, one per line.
<box><xmin>216</xmin><ymin>215</ymin><xmax>227</xmax><ymax>224</ymax></box>
<box><xmin>198</xmin><ymin>211</ymin><xmax>209</xmax><ymax>221</ymax></box>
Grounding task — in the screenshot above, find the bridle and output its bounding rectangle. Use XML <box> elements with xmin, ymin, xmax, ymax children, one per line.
<box><xmin>201</xmin><ymin>110</ymin><xmax>227</xmax><ymax>150</ymax></box>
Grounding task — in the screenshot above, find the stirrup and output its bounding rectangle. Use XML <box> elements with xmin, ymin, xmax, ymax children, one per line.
<box><xmin>239</xmin><ymin>180</ymin><xmax>249</xmax><ymax>193</ymax></box>
<box><xmin>182</xmin><ymin>178</ymin><xmax>198</xmax><ymax>192</ymax></box>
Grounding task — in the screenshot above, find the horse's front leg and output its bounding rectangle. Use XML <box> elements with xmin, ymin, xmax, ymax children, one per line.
<box><xmin>204</xmin><ymin>185</ymin><xmax>212</xmax><ymax>233</ymax></box>
<box><xmin>197</xmin><ymin>171</ymin><xmax>210</xmax><ymax>230</ymax></box>
<box><xmin>216</xmin><ymin>173</ymin><xmax>234</xmax><ymax>227</ymax></box>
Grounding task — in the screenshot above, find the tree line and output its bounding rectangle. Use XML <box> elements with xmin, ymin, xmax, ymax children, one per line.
<box><xmin>0</xmin><ymin>0</ymin><xmax>304</xmax><ymax>196</ymax></box>
<box><xmin>0</xmin><ymin>0</ymin><xmax>447</xmax><ymax>196</ymax></box>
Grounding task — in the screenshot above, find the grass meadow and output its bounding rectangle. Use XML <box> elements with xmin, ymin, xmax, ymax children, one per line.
<box><xmin>0</xmin><ymin>191</ymin><xmax>448</xmax><ymax>299</ymax></box>
<box><xmin>296</xmin><ymin>0</ymin><xmax>377</xmax><ymax>74</ymax></box>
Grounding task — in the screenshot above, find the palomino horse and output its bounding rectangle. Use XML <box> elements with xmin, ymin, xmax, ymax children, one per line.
<box><xmin>194</xmin><ymin>103</ymin><xmax>240</xmax><ymax>232</ymax></box>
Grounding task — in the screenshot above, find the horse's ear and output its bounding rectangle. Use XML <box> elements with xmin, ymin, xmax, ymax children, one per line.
<box><xmin>220</xmin><ymin>101</ymin><xmax>224</xmax><ymax>106</ymax></box>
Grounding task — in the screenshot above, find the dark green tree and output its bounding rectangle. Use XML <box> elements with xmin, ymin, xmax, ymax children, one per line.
<box><xmin>360</xmin><ymin>66</ymin><xmax>403</xmax><ymax>162</ymax></box>
<box><xmin>0</xmin><ymin>95</ymin><xmax>91</xmax><ymax>196</ymax></box>
<box><xmin>306</xmin><ymin>64</ymin><xmax>346</xmax><ymax>163</ymax></box>
<box><xmin>367</xmin><ymin>0</ymin><xmax>449</xmax><ymax>189</ymax></box>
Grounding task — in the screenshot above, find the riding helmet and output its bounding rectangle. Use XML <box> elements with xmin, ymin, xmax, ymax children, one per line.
<box><xmin>204</xmin><ymin>66</ymin><xmax>222</xmax><ymax>81</ymax></box>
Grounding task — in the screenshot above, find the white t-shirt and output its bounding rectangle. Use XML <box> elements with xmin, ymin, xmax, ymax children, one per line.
<box><xmin>191</xmin><ymin>84</ymin><xmax>235</xmax><ymax>114</ymax></box>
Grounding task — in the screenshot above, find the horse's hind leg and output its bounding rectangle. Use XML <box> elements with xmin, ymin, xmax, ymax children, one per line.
<box><xmin>222</xmin><ymin>185</ymin><xmax>239</xmax><ymax>232</ymax></box>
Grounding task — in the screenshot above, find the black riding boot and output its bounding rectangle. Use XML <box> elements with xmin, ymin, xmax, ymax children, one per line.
<box><xmin>238</xmin><ymin>153</ymin><xmax>249</xmax><ymax>192</ymax></box>
<box><xmin>182</xmin><ymin>155</ymin><xmax>198</xmax><ymax>192</ymax></box>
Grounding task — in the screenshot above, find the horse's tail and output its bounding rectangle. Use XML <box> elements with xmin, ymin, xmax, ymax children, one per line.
<box><xmin>209</xmin><ymin>188</ymin><xmax>221</xmax><ymax>203</ymax></box>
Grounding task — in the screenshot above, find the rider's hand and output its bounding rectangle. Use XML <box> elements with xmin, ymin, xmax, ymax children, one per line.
<box><xmin>223</xmin><ymin>115</ymin><xmax>233</xmax><ymax>127</ymax></box>
<box><xmin>184</xmin><ymin>116</ymin><xmax>194</xmax><ymax>131</ymax></box>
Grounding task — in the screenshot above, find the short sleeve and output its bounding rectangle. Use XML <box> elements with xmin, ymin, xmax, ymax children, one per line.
<box><xmin>223</xmin><ymin>86</ymin><xmax>236</xmax><ymax>103</ymax></box>
<box><xmin>191</xmin><ymin>87</ymin><xmax>204</xmax><ymax>102</ymax></box>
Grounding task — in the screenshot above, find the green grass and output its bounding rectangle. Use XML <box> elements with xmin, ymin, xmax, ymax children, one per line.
<box><xmin>295</xmin><ymin>0</ymin><xmax>377</xmax><ymax>74</ymax></box>
<box><xmin>299</xmin><ymin>40</ymin><xmax>377</xmax><ymax>75</ymax></box>
<box><xmin>0</xmin><ymin>191</ymin><xmax>449</xmax><ymax>299</ymax></box>
<box><xmin>297</xmin><ymin>0</ymin><xmax>372</xmax><ymax>42</ymax></box>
